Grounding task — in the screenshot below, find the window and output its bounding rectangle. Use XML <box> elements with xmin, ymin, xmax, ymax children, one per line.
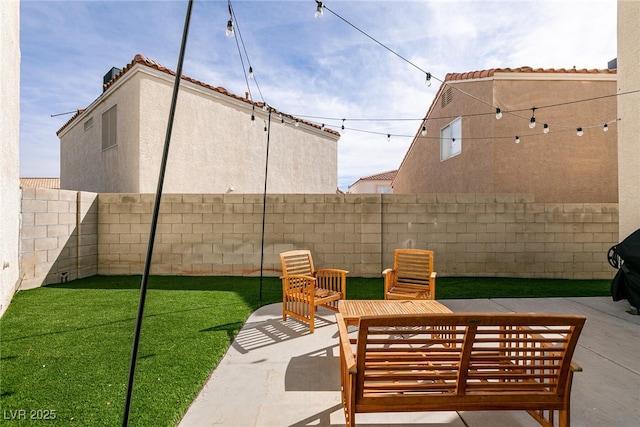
<box><xmin>376</xmin><ymin>185</ymin><xmax>392</xmax><ymax>194</ymax></box>
<box><xmin>102</xmin><ymin>105</ymin><xmax>117</xmax><ymax>150</ymax></box>
<box><xmin>440</xmin><ymin>117</ymin><xmax>461</xmax><ymax>161</ymax></box>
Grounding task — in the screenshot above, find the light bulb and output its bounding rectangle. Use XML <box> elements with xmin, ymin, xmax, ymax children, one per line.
<box><xmin>279</xmin><ymin>113</ymin><xmax>284</xmax><ymax>124</ymax></box>
<box><xmin>495</xmin><ymin>108</ymin><xmax>502</xmax><ymax>120</ymax></box>
<box><xmin>315</xmin><ymin>1</ymin><xmax>323</xmax><ymax>18</ymax></box>
<box><xmin>576</xmin><ymin>127</ymin><xmax>583</xmax><ymax>137</ymax></box>
<box><xmin>425</xmin><ymin>73</ymin><xmax>431</xmax><ymax>87</ymax></box>
<box><xmin>543</xmin><ymin>123</ymin><xmax>549</xmax><ymax>134</ymax></box>
<box><xmin>295</xmin><ymin>119</ymin><xmax>299</xmax><ymax>127</ymax></box>
<box><xmin>515</xmin><ymin>135</ymin><xmax>520</xmax><ymax>144</ymax></box>
<box><xmin>603</xmin><ymin>123</ymin><xmax>609</xmax><ymax>132</ymax></box>
<box><xmin>251</xmin><ymin>106</ymin><xmax>255</xmax><ymax>122</ymax></box>
<box><xmin>387</xmin><ymin>134</ymin><xmax>391</xmax><ymax>142</ymax></box>
<box><xmin>226</xmin><ymin>20</ymin><xmax>234</xmax><ymax>37</ymax></box>
<box><xmin>264</xmin><ymin>121</ymin><xmax>267</xmax><ymax>132</ymax></box>
<box><xmin>421</xmin><ymin>125</ymin><xmax>427</xmax><ymax>137</ymax></box>
<box><xmin>529</xmin><ymin>117</ymin><xmax>536</xmax><ymax>129</ymax></box>
<box><xmin>341</xmin><ymin>119</ymin><xmax>346</xmax><ymax>134</ymax></box>
<box><xmin>248</xmin><ymin>66</ymin><xmax>254</xmax><ymax>79</ymax></box>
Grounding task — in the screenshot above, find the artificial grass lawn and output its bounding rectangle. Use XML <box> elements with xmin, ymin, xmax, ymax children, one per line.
<box><xmin>0</xmin><ymin>275</ymin><xmax>609</xmax><ymax>426</ymax></box>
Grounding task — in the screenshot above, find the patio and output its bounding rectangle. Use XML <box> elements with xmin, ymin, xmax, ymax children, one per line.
<box><xmin>178</xmin><ymin>297</ymin><xmax>639</xmax><ymax>426</ymax></box>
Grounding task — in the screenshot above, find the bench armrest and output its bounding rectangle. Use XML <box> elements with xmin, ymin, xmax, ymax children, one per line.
<box><xmin>335</xmin><ymin>313</ymin><xmax>357</xmax><ymax>374</ymax></box>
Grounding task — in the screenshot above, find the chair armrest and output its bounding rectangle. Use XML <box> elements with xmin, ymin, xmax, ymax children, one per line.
<box><xmin>382</xmin><ymin>268</ymin><xmax>396</xmax><ymax>294</ymax></box>
<box><xmin>316</xmin><ymin>268</ymin><xmax>349</xmax><ymax>275</ymax></box>
<box><xmin>335</xmin><ymin>313</ymin><xmax>357</xmax><ymax>374</ymax></box>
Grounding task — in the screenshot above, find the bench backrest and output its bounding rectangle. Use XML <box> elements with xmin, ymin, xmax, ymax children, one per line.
<box><xmin>280</xmin><ymin>250</ymin><xmax>315</xmax><ymax>277</ymax></box>
<box><xmin>354</xmin><ymin>313</ymin><xmax>585</xmax><ymax>408</ymax></box>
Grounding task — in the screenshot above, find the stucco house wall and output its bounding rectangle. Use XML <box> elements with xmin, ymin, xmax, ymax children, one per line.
<box><xmin>617</xmin><ymin>0</ymin><xmax>640</xmax><ymax>240</ymax></box>
<box><xmin>0</xmin><ymin>0</ymin><xmax>21</xmax><ymax>317</ymax></box>
<box><xmin>393</xmin><ymin>68</ymin><xmax>618</xmax><ymax>204</ymax></box>
<box><xmin>58</xmin><ymin>55</ymin><xmax>340</xmax><ymax>194</ymax></box>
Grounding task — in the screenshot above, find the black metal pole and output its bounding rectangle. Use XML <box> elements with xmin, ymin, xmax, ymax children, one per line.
<box><xmin>259</xmin><ymin>108</ymin><xmax>272</xmax><ymax>300</ymax></box>
<box><xmin>122</xmin><ymin>1</ymin><xmax>193</xmax><ymax>425</ymax></box>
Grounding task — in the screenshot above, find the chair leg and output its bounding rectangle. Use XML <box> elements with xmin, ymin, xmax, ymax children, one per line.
<box><xmin>309</xmin><ymin>304</ymin><xmax>315</xmax><ymax>333</ymax></box>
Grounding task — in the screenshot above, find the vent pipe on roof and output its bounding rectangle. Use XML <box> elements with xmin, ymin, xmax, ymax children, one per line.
<box><xmin>103</xmin><ymin>67</ymin><xmax>122</xmax><ymax>90</ymax></box>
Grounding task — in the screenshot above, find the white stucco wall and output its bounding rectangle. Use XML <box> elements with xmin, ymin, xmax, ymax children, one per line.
<box><xmin>617</xmin><ymin>0</ymin><xmax>640</xmax><ymax>240</ymax></box>
<box><xmin>60</xmin><ymin>64</ymin><xmax>339</xmax><ymax>194</ymax></box>
<box><xmin>0</xmin><ymin>0</ymin><xmax>21</xmax><ymax>316</ymax></box>
<box><xmin>60</xmin><ymin>73</ymin><xmax>141</xmax><ymax>193</ymax></box>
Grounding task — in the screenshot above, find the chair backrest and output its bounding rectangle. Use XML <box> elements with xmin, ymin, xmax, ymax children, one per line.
<box><xmin>394</xmin><ymin>249</ymin><xmax>434</xmax><ymax>286</ymax></box>
<box><xmin>280</xmin><ymin>250</ymin><xmax>315</xmax><ymax>277</ymax></box>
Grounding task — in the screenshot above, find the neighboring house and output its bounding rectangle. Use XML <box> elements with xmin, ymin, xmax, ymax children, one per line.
<box><xmin>20</xmin><ymin>178</ymin><xmax>60</xmax><ymax>189</ymax></box>
<box><xmin>393</xmin><ymin>67</ymin><xmax>618</xmax><ymax>203</ymax></box>
<box><xmin>348</xmin><ymin>170</ymin><xmax>397</xmax><ymax>194</ymax></box>
<box><xmin>57</xmin><ymin>54</ymin><xmax>340</xmax><ymax>194</ymax></box>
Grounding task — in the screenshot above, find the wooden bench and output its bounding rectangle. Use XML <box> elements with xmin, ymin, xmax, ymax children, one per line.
<box><xmin>336</xmin><ymin>312</ymin><xmax>586</xmax><ymax>427</ymax></box>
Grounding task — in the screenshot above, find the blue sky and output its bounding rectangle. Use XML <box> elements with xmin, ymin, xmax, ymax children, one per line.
<box><xmin>20</xmin><ymin>0</ymin><xmax>617</xmax><ymax>190</ymax></box>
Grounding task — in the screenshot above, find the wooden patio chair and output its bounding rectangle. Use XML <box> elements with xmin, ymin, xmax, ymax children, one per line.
<box><xmin>382</xmin><ymin>249</ymin><xmax>437</xmax><ymax>300</ymax></box>
<box><xmin>279</xmin><ymin>250</ymin><xmax>347</xmax><ymax>333</ymax></box>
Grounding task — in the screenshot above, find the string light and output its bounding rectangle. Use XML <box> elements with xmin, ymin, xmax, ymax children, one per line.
<box><xmin>387</xmin><ymin>133</ymin><xmax>391</xmax><ymax>142</ymax></box>
<box><xmin>295</xmin><ymin>119</ymin><xmax>299</xmax><ymax>127</ymax></box>
<box><xmin>577</xmin><ymin>127</ymin><xmax>584</xmax><ymax>136</ymax></box>
<box><xmin>279</xmin><ymin>113</ymin><xmax>284</xmax><ymax>124</ymax></box>
<box><xmin>421</xmin><ymin>125</ymin><xmax>427</xmax><ymax>137</ymax></box>
<box><xmin>528</xmin><ymin>107</ymin><xmax>536</xmax><ymax>129</ymax></box>
<box><xmin>226</xmin><ymin>19</ymin><xmax>234</xmax><ymax>37</ymax></box>
<box><xmin>315</xmin><ymin>1</ymin><xmax>323</xmax><ymax>18</ymax></box>
<box><xmin>264</xmin><ymin>121</ymin><xmax>267</xmax><ymax>132</ymax></box>
<box><xmin>495</xmin><ymin>108</ymin><xmax>503</xmax><ymax>120</ymax></box>
<box><xmin>543</xmin><ymin>123</ymin><xmax>549</xmax><ymax>134</ymax></box>
<box><xmin>341</xmin><ymin>118</ymin><xmax>346</xmax><ymax>134</ymax></box>
<box><xmin>515</xmin><ymin>135</ymin><xmax>520</xmax><ymax>144</ymax></box>
<box><xmin>248</xmin><ymin>66</ymin><xmax>254</xmax><ymax>79</ymax></box>
<box><xmin>603</xmin><ymin>123</ymin><xmax>609</xmax><ymax>132</ymax></box>
<box><xmin>425</xmin><ymin>72</ymin><xmax>431</xmax><ymax>87</ymax></box>
<box><xmin>251</xmin><ymin>105</ymin><xmax>255</xmax><ymax>121</ymax></box>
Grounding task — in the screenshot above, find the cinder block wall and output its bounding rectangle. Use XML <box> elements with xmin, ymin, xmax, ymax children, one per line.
<box><xmin>19</xmin><ymin>188</ymin><xmax>98</xmax><ymax>289</ymax></box>
<box><xmin>95</xmin><ymin>193</ymin><xmax>618</xmax><ymax>280</ymax></box>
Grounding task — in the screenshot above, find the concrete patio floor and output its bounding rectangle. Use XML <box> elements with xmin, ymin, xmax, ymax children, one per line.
<box><xmin>179</xmin><ymin>297</ymin><xmax>639</xmax><ymax>427</ymax></box>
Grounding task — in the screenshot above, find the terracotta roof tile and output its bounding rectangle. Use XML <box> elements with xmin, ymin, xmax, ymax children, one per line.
<box><xmin>57</xmin><ymin>54</ymin><xmax>339</xmax><ymax>137</ymax></box>
<box><xmin>445</xmin><ymin>66</ymin><xmax>615</xmax><ymax>82</ymax></box>
<box><xmin>360</xmin><ymin>170</ymin><xmax>398</xmax><ymax>181</ymax></box>
<box><xmin>20</xmin><ymin>178</ymin><xmax>60</xmax><ymax>189</ymax></box>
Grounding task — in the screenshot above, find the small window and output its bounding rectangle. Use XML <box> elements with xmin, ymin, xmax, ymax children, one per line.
<box><xmin>440</xmin><ymin>117</ymin><xmax>461</xmax><ymax>161</ymax></box>
<box><xmin>376</xmin><ymin>185</ymin><xmax>391</xmax><ymax>194</ymax></box>
<box><xmin>102</xmin><ymin>105</ymin><xmax>117</xmax><ymax>150</ymax></box>
<box><xmin>84</xmin><ymin>117</ymin><xmax>94</xmax><ymax>131</ymax></box>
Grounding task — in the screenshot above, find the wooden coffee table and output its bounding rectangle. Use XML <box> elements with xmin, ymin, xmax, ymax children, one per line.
<box><xmin>338</xmin><ymin>299</ymin><xmax>451</xmax><ymax>326</ymax></box>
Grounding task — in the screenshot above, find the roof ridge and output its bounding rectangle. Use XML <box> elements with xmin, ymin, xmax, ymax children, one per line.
<box><xmin>57</xmin><ymin>54</ymin><xmax>340</xmax><ymax>137</ymax></box>
<box><xmin>445</xmin><ymin>66</ymin><xmax>616</xmax><ymax>82</ymax></box>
